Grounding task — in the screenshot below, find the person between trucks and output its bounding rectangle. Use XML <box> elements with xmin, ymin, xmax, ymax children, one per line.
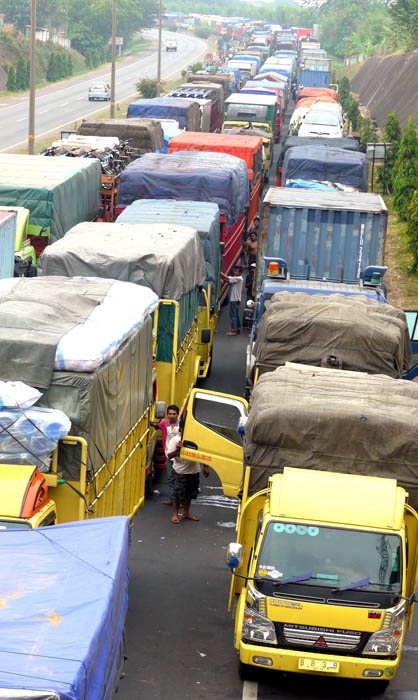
<box><xmin>166</xmin><ymin>419</ymin><xmax>209</xmax><ymax>524</ymax></box>
<box><xmin>245</xmin><ymin>263</ymin><xmax>256</xmax><ymax>303</ymax></box>
<box><xmin>221</xmin><ymin>266</ymin><xmax>243</xmax><ymax>336</ymax></box>
<box><xmin>151</xmin><ymin>404</ymin><xmax>180</xmax><ymax>505</ymax></box>
<box><xmin>243</xmin><ymin>230</ymin><xmax>258</xmax><ymax>267</ymax></box>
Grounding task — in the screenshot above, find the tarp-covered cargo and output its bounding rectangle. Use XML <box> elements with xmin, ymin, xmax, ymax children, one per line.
<box><xmin>277</xmin><ymin>136</ymin><xmax>360</xmax><ymax>170</ymax></box>
<box><xmin>39</xmin><ymin>222</ymin><xmax>206</xmax><ymax>367</ymax></box>
<box><xmin>244</xmin><ymin>363</ymin><xmax>418</xmax><ymax>507</ymax></box>
<box><xmin>127</xmin><ymin>97</ymin><xmax>201</xmax><ymax>131</ymax></box>
<box><xmin>0</xmin><ymin>154</ymin><xmax>101</xmax><ymax>243</ymax></box>
<box><xmin>77</xmin><ymin>118</ymin><xmax>164</xmax><ymax>154</ymax></box>
<box><xmin>117</xmin><ymin>152</ymin><xmax>250</xmax><ymax>228</ymax></box>
<box><xmin>167</xmin><ymin>131</ymin><xmax>263</xmax><ymax>183</ymax></box>
<box><xmin>259</xmin><ymin>187</ymin><xmax>387</xmax><ymax>283</ymax></box>
<box><xmin>0</xmin><ymin>517</ymin><xmax>129</xmax><ymax>700</ymax></box>
<box><xmin>0</xmin><ymin>277</ymin><xmax>157</xmax><ymax>475</ymax></box>
<box><xmin>253</xmin><ymin>292</ymin><xmax>411</xmax><ymax>378</ymax></box>
<box><xmin>282</xmin><ymin>145</ymin><xmax>369</xmax><ymax>192</ymax></box>
<box><xmin>116</xmin><ymin>199</ymin><xmax>221</xmax><ymax>305</ymax></box>
<box><xmin>187</xmin><ymin>71</ymin><xmax>234</xmax><ymax>97</ymax></box>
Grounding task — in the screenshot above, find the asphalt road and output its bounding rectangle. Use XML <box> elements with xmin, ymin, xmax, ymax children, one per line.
<box><xmin>119</xmin><ymin>102</ymin><xmax>418</xmax><ymax>699</ymax></box>
<box><xmin>0</xmin><ymin>29</ymin><xmax>208</xmax><ymax>152</ymax></box>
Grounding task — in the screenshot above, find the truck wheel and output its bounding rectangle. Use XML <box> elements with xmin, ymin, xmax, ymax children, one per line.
<box><xmin>238</xmin><ymin>659</ymin><xmax>255</xmax><ymax>681</ymax></box>
<box><xmin>366</xmin><ymin>680</ymin><xmax>390</xmax><ymax>696</ymax></box>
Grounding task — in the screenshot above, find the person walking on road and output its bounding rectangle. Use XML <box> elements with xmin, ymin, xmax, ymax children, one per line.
<box><xmin>151</xmin><ymin>404</ymin><xmax>180</xmax><ymax>505</ymax></box>
<box><xmin>166</xmin><ymin>419</ymin><xmax>209</xmax><ymax>524</ymax></box>
<box><xmin>221</xmin><ymin>265</ymin><xmax>243</xmax><ymax>336</ymax></box>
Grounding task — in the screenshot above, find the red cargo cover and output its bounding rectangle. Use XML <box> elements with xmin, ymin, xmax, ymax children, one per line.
<box><xmin>298</xmin><ymin>87</ymin><xmax>338</xmax><ymax>101</ymax></box>
<box><xmin>295</xmin><ymin>95</ymin><xmax>338</xmax><ymax>110</ymax></box>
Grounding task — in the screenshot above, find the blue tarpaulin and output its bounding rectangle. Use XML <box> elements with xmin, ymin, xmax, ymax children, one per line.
<box><xmin>127</xmin><ymin>98</ymin><xmax>197</xmax><ymax>129</ymax></box>
<box><xmin>282</xmin><ymin>145</ymin><xmax>369</xmax><ymax>192</ymax></box>
<box><xmin>0</xmin><ymin>517</ymin><xmax>129</xmax><ymax>700</ymax></box>
<box><xmin>286</xmin><ymin>179</ymin><xmax>337</xmax><ymax>190</ymax></box>
<box><xmin>117</xmin><ymin>151</ymin><xmax>250</xmax><ymax>228</ymax></box>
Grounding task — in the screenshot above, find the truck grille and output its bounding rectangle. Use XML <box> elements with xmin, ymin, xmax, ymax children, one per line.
<box><xmin>283</xmin><ymin>624</ymin><xmax>362</xmax><ymax>651</ymax></box>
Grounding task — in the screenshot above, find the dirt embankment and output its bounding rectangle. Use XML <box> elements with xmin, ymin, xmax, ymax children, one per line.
<box><xmin>351</xmin><ymin>49</ymin><xmax>418</xmax><ymax>128</ymax></box>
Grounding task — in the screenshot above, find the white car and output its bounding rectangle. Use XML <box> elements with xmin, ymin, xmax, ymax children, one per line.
<box><xmin>298</xmin><ymin>110</ymin><xmax>343</xmax><ymax>138</ymax></box>
<box><xmin>308</xmin><ymin>101</ymin><xmax>344</xmax><ymax>125</ymax></box>
<box><xmin>165</xmin><ymin>39</ymin><xmax>178</xmax><ymax>52</ymax></box>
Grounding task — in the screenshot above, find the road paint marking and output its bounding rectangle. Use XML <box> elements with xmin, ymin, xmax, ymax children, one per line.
<box><xmin>40</xmin><ymin>109</ymin><xmax>49</xmax><ymax>114</ymax></box>
<box><xmin>16</xmin><ymin>117</ymin><xmax>25</xmax><ymax>122</ymax></box>
<box><xmin>0</xmin><ymin>39</ymin><xmax>208</xmax><ymax>154</ymax></box>
<box><xmin>242</xmin><ymin>680</ymin><xmax>258</xmax><ymax>700</ymax></box>
<box><xmin>404</xmin><ymin>645</ymin><xmax>418</xmax><ymax>651</ymax></box>
<box><xmin>59</xmin><ymin>102</ymin><xmax>68</xmax><ymax>106</ymax></box>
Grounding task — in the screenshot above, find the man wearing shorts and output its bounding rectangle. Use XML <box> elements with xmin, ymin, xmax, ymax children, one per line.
<box><xmin>166</xmin><ymin>420</ymin><xmax>209</xmax><ymax>524</ymax></box>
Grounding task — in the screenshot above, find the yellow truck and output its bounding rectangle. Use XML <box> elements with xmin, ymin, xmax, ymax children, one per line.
<box><xmin>0</xmin><ymin>276</ymin><xmax>165</xmax><ymax>529</ymax></box>
<box><xmin>181</xmin><ymin>364</ymin><xmax>418</xmax><ymax>691</ymax></box>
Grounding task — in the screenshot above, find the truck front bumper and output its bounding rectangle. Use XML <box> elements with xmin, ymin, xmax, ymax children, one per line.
<box><xmin>239</xmin><ymin>641</ymin><xmax>399</xmax><ymax>681</ymax></box>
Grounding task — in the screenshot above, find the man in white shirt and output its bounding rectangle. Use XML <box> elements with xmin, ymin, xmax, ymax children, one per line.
<box><xmin>166</xmin><ymin>420</ymin><xmax>209</xmax><ymax>524</ymax></box>
<box><xmin>221</xmin><ymin>265</ymin><xmax>243</xmax><ymax>336</ymax></box>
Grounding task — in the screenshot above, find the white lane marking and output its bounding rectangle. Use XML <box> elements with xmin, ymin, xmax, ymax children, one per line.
<box><xmin>40</xmin><ymin>109</ymin><xmax>49</xmax><ymax>114</ymax></box>
<box><xmin>16</xmin><ymin>117</ymin><xmax>25</xmax><ymax>122</ymax></box>
<box><xmin>242</xmin><ymin>680</ymin><xmax>258</xmax><ymax>700</ymax></box>
<box><xmin>404</xmin><ymin>645</ymin><xmax>418</xmax><ymax>651</ymax></box>
<box><xmin>59</xmin><ymin>102</ymin><xmax>68</xmax><ymax>106</ymax></box>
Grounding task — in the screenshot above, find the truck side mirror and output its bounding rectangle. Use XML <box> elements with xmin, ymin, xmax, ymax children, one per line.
<box><xmin>226</xmin><ymin>542</ymin><xmax>243</xmax><ymax>570</ymax></box>
<box><xmin>154</xmin><ymin>401</ymin><xmax>166</xmax><ymax>420</ymax></box>
<box><xmin>201</xmin><ymin>328</ymin><xmax>211</xmax><ymax>344</ymax></box>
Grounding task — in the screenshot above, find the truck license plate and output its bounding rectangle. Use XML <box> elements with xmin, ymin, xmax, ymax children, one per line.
<box><xmin>298</xmin><ymin>658</ymin><xmax>340</xmax><ymax>673</ymax></box>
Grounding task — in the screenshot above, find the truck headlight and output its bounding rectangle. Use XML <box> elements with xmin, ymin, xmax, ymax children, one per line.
<box><xmin>242</xmin><ymin>606</ymin><xmax>277</xmax><ymax>645</ymax></box>
<box><xmin>363</xmin><ymin>626</ymin><xmax>403</xmax><ymax>656</ymax></box>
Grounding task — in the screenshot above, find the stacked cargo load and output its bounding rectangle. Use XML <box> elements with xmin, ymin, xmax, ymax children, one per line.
<box><xmin>244</xmin><ymin>363</ymin><xmax>418</xmax><ymax>505</ymax></box>
<box><xmin>39</xmin><ymin>222</ymin><xmax>206</xmax><ymax>409</ymax></box>
<box><xmin>127</xmin><ymin>97</ymin><xmax>201</xmax><ymax>131</ymax></box>
<box><xmin>116</xmin><ymin>151</ymin><xmax>250</xmax><ymax>300</ymax></box>
<box><xmin>0</xmin><ymin>275</ymin><xmax>158</xmax><ymax>521</ymax></box>
<box><xmin>77</xmin><ymin>118</ymin><xmax>164</xmax><ymax>157</ymax></box>
<box><xmin>282</xmin><ymin>145</ymin><xmax>369</xmax><ymax>192</ymax></box>
<box><xmin>0</xmin><ymin>154</ymin><xmax>101</xmax><ymax>243</ymax></box>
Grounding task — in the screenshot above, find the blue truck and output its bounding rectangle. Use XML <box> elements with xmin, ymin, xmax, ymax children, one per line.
<box><xmin>297</xmin><ymin>57</ymin><xmax>331</xmax><ymax>88</ymax></box>
<box><xmin>245</xmin><ymin>187</ymin><xmax>418</xmax><ymax>395</ymax></box>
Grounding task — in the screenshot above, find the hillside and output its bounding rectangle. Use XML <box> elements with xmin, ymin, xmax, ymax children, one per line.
<box><xmin>351</xmin><ymin>49</ymin><xmax>418</xmax><ymax>128</ymax></box>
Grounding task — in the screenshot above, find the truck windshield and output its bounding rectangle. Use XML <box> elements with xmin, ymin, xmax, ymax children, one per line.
<box><xmin>227</xmin><ymin>105</ymin><xmax>269</xmax><ymax>122</ymax></box>
<box><xmin>0</xmin><ymin>520</ymin><xmax>32</xmax><ymax>530</ymax></box>
<box><xmin>257</xmin><ymin>522</ymin><xmax>402</xmax><ymax>593</ymax></box>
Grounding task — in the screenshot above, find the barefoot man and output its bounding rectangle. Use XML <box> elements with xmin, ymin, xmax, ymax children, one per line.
<box><xmin>166</xmin><ymin>419</ymin><xmax>209</xmax><ymax>524</ymax></box>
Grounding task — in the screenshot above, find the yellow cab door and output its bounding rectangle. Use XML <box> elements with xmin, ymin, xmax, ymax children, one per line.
<box><xmin>405</xmin><ymin>505</ymin><xmax>418</xmax><ymax>628</ymax></box>
<box><xmin>180</xmin><ymin>388</ymin><xmax>247</xmax><ymax>498</ymax></box>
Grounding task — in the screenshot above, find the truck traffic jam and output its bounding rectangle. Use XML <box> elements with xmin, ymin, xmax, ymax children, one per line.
<box><xmin>0</xmin><ymin>18</ymin><xmax>417</xmax><ymax>700</ymax></box>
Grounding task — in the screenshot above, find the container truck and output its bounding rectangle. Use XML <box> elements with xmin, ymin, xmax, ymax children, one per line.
<box><xmin>298</xmin><ymin>58</ymin><xmax>331</xmax><ymax>89</ymax></box>
<box><xmin>169</xmin><ymin>83</ymin><xmax>224</xmax><ymax>132</ymax></box>
<box><xmin>167</xmin><ymin>132</ymin><xmax>263</xmax><ymax>230</ymax></box>
<box><xmin>282</xmin><ymin>145</ymin><xmax>368</xmax><ymax>191</ymax></box>
<box><xmin>127</xmin><ymin>97</ymin><xmax>201</xmax><ymax>131</ymax></box>
<box><xmin>180</xmin><ymin>363</ymin><xmax>418</xmax><ymax>691</ymax></box>
<box><xmin>39</xmin><ymin>222</ymin><xmax>206</xmax><ymax>414</ymax></box>
<box><xmin>0</xmin><ymin>516</ymin><xmax>130</xmax><ymax>700</ymax></box>
<box><xmin>276</xmin><ymin>136</ymin><xmax>360</xmax><ymax>185</ymax></box>
<box><xmin>0</xmin><ymin>276</ymin><xmax>162</xmax><ymax>527</ymax></box>
<box><xmin>116</xmin><ymin>199</ymin><xmax>221</xmax><ymax>379</ymax></box>
<box><xmin>115</xmin><ymin>151</ymin><xmax>250</xmax><ymax>302</ymax></box>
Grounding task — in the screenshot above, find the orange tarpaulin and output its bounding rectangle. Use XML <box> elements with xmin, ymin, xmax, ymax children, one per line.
<box><xmin>295</xmin><ymin>95</ymin><xmax>338</xmax><ymax>111</ymax></box>
<box><xmin>298</xmin><ymin>87</ymin><xmax>338</xmax><ymax>101</ymax></box>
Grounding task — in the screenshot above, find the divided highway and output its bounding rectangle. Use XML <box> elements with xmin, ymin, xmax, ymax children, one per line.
<box><xmin>0</xmin><ymin>29</ymin><xmax>208</xmax><ymax>152</ymax></box>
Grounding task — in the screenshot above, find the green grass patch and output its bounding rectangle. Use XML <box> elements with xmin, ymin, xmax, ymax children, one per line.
<box><xmin>383</xmin><ymin>193</ymin><xmax>418</xmax><ymax>308</ymax></box>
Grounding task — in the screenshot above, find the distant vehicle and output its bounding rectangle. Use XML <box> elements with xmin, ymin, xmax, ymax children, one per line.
<box><xmin>88</xmin><ymin>81</ymin><xmax>110</xmax><ymax>101</ymax></box>
<box><xmin>298</xmin><ymin>109</ymin><xmax>343</xmax><ymax>138</ymax></box>
<box><xmin>165</xmin><ymin>39</ymin><xmax>178</xmax><ymax>52</ymax></box>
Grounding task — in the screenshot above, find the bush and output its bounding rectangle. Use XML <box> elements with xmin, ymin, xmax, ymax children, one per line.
<box><xmin>15</xmin><ymin>54</ymin><xmax>26</xmax><ymax>90</ymax></box>
<box><xmin>136</xmin><ymin>77</ymin><xmax>158</xmax><ymax>98</ymax></box>
<box><xmin>393</xmin><ymin>118</ymin><xmax>418</xmax><ymax>220</ymax></box>
<box><xmin>67</xmin><ymin>54</ymin><xmax>73</xmax><ymax>76</ymax></box>
<box><xmin>7</xmin><ymin>65</ymin><xmax>16</xmax><ymax>92</ymax></box>
<box><xmin>195</xmin><ymin>26</ymin><xmax>211</xmax><ymax>39</ymax></box>
<box><xmin>26</xmin><ymin>59</ymin><xmax>30</xmax><ymax>89</ymax></box>
<box><xmin>167</xmin><ymin>25</ymin><xmax>178</xmax><ymax>32</ymax></box>
<box><xmin>46</xmin><ymin>53</ymin><xmax>56</xmax><ymax>82</ymax></box>
<box><xmin>407</xmin><ymin>189</ymin><xmax>418</xmax><ymax>272</ymax></box>
<box><xmin>188</xmin><ymin>62</ymin><xmax>204</xmax><ymax>73</ymax></box>
<box><xmin>377</xmin><ymin>110</ymin><xmax>401</xmax><ymax>194</ymax></box>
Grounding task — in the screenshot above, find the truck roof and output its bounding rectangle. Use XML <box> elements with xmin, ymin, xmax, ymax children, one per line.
<box><xmin>225</xmin><ymin>93</ymin><xmax>277</xmax><ymax>106</ymax></box>
<box><xmin>261</xmin><ymin>278</ymin><xmax>386</xmax><ymax>301</ymax></box>
<box><xmin>270</xmin><ymin>468</ymin><xmax>405</xmax><ymax>531</ymax></box>
<box><xmin>264</xmin><ymin>187</ymin><xmax>387</xmax><ymax>214</ymax></box>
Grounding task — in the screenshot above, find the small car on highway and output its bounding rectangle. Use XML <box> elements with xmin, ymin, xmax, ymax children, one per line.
<box><xmin>88</xmin><ymin>81</ymin><xmax>111</xmax><ymax>101</ymax></box>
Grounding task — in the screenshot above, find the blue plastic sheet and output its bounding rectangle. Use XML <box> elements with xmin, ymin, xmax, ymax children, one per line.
<box><xmin>286</xmin><ymin>179</ymin><xmax>337</xmax><ymax>190</ymax></box>
<box><xmin>127</xmin><ymin>98</ymin><xmax>196</xmax><ymax>129</ymax></box>
<box><xmin>0</xmin><ymin>517</ymin><xmax>129</xmax><ymax>700</ymax></box>
<box><xmin>117</xmin><ymin>151</ymin><xmax>250</xmax><ymax>228</ymax></box>
<box><xmin>282</xmin><ymin>145</ymin><xmax>369</xmax><ymax>192</ymax></box>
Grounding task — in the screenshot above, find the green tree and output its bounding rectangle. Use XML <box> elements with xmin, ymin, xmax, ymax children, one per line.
<box><xmin>56</xmin><ymin>53</ymin><xmax>65</xmax><ymax>78</ymax></box>
<box><xmin>25</xmin><ymin>59</ymin><xmax>30</xmax><ymax>89</ymax></box>
<box><xmin>407</xmin><ymin>189</ymin><xmax>418</xmax><ymax>271</ymax></box>
<box><xmin>389</xmin><ymin>0</ymin><xmax>418</xmax><ymax>47</ymax></box>
<box><xmin>15</xmin><ymin>54</ymin><xmax>26</xmax><ymax>90</ymax></box>
<box><xmin>195</xmin><ymin>26</ymin><xmax>211</xmax><ymax>39</ymax></box>
<box><xmin>46</xmin><ymin>53</ymin><xmax>56</xmax><ymax>82</ymax></box>
<box><xmin>7</xmin><ymin>65</ymin><xmax>16</xmax><ymax>92</ymax></box>
<box><xmin>359</xmin><ymin>116</ymin><xmax>378</xmax><ymax>146</ymax></box>
<box><xmin>377</xmin><ymin>110</ymin><xmax>401</xmax><ymax>194</ymax></box>
<box><xmin>393</xmin><ymin>118</ymin><xmax>418</xmax><ymax>220</ymax></box>
<box><xmin>337</xmin><ymin>76</ymin><xmax>350</xmax><ymax>108</ymax></box>
<box><xmin>67</xmin><ymin>54</ymin><xmax>73</xmax><ymax>76</ymax></box>
<box><xmin>345</xmin><ymin>94</ymin><xmax>360</xmax><ymax>131</ymax></box>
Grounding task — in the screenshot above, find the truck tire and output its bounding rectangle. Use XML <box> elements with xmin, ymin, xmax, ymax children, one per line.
<box><xmin>366</xmin><ymin>680</ymin><xmax>390</xmax><ymax>696</ymax></box>
<box><xmin>238</xmin><ymin>659</ymin><xmax>255</xmax><ymax>681</ymax></box>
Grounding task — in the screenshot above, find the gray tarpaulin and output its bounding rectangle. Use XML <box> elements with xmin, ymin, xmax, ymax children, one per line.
<box><xmin>253</xmin><ymin>292</ymin><xmax>411</xmax><ymax>378</ymax></box>
<box><xmin>77</xmin><ymin>118</ymin><xmax>164</xmax><ymax>153</ymax></box>
<box><xmin>244</xmin><ymin>364</ymin><xmax>418</xmax><ymax>508</ymax></box>
<box><xmin>0</xmin><ymin>277</ymin><xmax>112</xmax><ymax>389</ymax></box>
<box><xmin>38</xmin><ymin>222</ymin><xmax>206</xmax><ymax>300</ymax></box>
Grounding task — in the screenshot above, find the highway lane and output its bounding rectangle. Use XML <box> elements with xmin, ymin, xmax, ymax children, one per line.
<box><xmin>0</xmin><ymin>29</ymin><xmax>208</xmax><ymax>152</ymax></box>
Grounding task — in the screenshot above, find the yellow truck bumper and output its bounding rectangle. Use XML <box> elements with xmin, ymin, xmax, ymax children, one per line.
<box><xmin>239</xmin><ymin>641</ymin><xmax>399</xmax><ymax>681</ymax></box>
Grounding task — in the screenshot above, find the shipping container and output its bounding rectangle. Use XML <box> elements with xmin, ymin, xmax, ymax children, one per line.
<box><xmin>259</xmin><ymin>187</ymin><xmax>387</xmax><ymax>283</ymax></box>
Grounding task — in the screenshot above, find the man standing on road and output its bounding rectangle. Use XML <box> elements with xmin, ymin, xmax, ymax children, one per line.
<box><xmin>243</xmin><ymin>230</ymin><xmax>258</xmax><ymax>267</ymax></box>
<box><xmin>166</xmin><ymin>419</ymin><xmax>209</xmax><ymax>524</ymax></box>
<box><xmin>221</xmin><ymin>265</ymin><xmax>243</xmax><ymax>336</ymax></box>
<box><xmin>151</xmin><ymin>404</ymin><xmax>180</xmax><ymax>505</ymax></box>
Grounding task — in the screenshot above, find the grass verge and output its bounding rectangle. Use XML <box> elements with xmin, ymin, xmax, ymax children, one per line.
<box><xmin>383</xmin><ymin>193</ymin><xmax>418</xmax><ymax>308</ymax></box>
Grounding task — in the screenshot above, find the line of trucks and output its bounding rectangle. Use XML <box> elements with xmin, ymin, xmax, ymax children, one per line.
<box><xmin>0</xmin><ymin>20</ymin><xmax>417</xmax><ymax>699</ymax></box>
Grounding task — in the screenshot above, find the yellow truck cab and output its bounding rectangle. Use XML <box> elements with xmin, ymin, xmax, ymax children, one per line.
<box><xmin>0</xmin><ymin>464</ymin><xmax>57</xmax><ymax>529</ymax></box>
<box><xmin>227</xmin><ymin>468</ymin><xmax>418</xmax><ymax>693</ymax></box>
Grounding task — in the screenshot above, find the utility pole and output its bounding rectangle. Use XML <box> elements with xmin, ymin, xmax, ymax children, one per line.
<box><xmin>28</xmin><ymin>0</ymin><xmax>36</xmax><ymax>154</ymax></box>
<box><xmin>110</xmin><ymin>0</ymin><xmax>116</xmax><ymax>118</ymax></box>
<box><xmin>156</xmin><ymin>0</ymin><xmax>162</xmax><ymax>97</ymax></box>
